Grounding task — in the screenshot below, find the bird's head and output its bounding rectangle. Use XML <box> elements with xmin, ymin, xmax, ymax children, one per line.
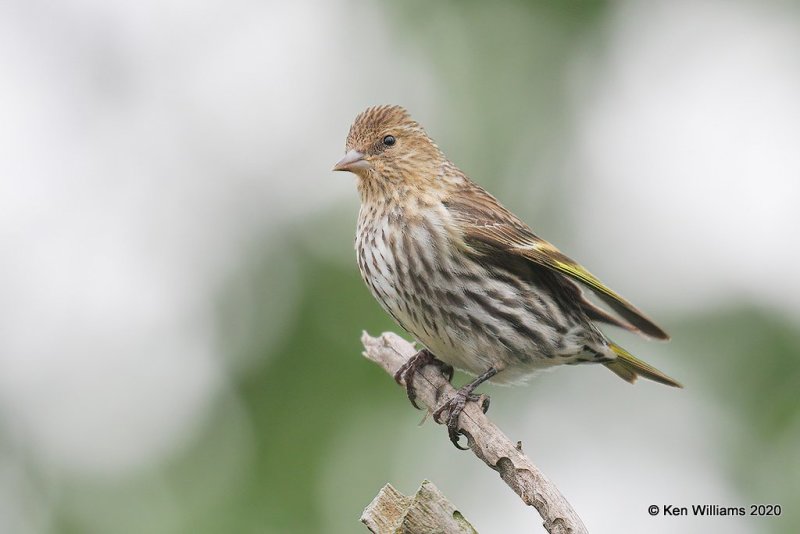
<box><xmin>333</xmin><ymin>105</ymin><xmax>445</xmax><ymax>190</ymax></box>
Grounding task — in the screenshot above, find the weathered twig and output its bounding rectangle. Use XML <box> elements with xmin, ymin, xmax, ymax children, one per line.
<box><xmin>361</xmin><ymin>480</ymin><xmax>477</xmax><ymax>533</ymax></box>
<box><xmin>362</xmin><ymin>332</ymin><xmax>588</xmax><ymax>534</ymax></box>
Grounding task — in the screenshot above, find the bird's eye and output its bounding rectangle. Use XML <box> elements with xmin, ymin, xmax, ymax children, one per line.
<box><xmin>382</xmin><ymin>135</ymin><xmax>396</xmax><ymax>147</ymax></box>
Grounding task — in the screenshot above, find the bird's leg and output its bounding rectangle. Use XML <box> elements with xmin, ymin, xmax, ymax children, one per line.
<box><xmin>393</xmin><ymin>348</ymin><xmax>454</xmax><ymax>410</ymax></box>
<box><xmin>433</xmin><ymin>367</ymin><xmax>498</xmax><ymax>450</ymax></box>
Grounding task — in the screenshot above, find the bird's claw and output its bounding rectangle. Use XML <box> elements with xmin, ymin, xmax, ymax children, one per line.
<box><xmin>393</xmin><ymin>349</ymin><xmax>453</xmax><ymax>409</ymax></box>
<box><xmin>432</xmin><ymin>390</ymin><xmax>491</xmax><ymax>449</ymax></box>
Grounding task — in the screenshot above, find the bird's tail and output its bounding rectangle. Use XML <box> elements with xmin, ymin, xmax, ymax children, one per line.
<box><xmin>604</xmin><ymin>342</ymin><xmax>683</xmax><ymax>388</ymax></box>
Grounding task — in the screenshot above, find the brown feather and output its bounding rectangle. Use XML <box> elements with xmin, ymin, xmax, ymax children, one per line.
<box><xmin>444</xmin><ymin>184</ymin><xmax>670</xmax><ymax>340</ymax></box>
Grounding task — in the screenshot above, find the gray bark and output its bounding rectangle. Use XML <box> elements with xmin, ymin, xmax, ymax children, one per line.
<box><xmin>361</xmin><ymin>480</ymin><xmax>478</xmax><ymax>534</ymax></box>
<box><xmin>361</xmin><ymin>331</ymin><xmax>588</xmax><ymax>534</ymax></box>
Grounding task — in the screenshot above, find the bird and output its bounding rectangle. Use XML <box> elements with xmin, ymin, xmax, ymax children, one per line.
<box><xmin>333</xmin><ymin>105</ymin><xmax>681</xmax><ymax>449</ymax></box>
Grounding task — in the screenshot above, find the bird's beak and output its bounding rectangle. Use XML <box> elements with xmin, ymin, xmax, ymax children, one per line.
<box><xmin>332</xmin><ymin>149</ymin><xmax>369</xmax><ymax>172</ymax></box>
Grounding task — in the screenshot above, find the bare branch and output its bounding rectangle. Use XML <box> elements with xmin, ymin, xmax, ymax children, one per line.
<box><xmin>361</xmin><ymin>480</ymin><xmax>477</xmax><ymax>534</ymax></box>
<box><xmin>362</xmin><ymin>331</ymin><xmax>588</xmax><ymax>534</ymax></box>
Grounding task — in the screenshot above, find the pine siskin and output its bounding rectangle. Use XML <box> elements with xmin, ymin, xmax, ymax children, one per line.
<box><xmin>334</xmin><ymin>105</ymin><xmax>681</xmax><ymax>448</ymax></box>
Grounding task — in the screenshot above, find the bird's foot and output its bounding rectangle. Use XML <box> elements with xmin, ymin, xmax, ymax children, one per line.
<box><xmin>432</xmin><ymin>366</ymin><xmax>498</xmax><ymax>449</ymax></box>
<box><xmin>432</xmin><ymin>388</ymin><xmax>490</xmax><ymax>450</ymax></box>
<box><xmin>393</xmin><ymin>348</ymin><xmax>454</xmax><ymax>409</ymax></box>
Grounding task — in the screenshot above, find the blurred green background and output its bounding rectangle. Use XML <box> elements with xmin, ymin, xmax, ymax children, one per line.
<box><xmin>1</xmin><ymin>0</ymin><xmax>798</xmax><ymax>532</ymax></box>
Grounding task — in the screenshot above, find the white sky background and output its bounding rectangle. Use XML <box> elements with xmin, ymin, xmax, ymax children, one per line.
<box><xmin>0</xmin><ymin>0</ymin><xmax>417</xmax><ymax>530</ymax></box>
<box><xmin>0</xmin><ymin>0</ymin><xmax>798</xmax><ymax>532</ymax></box>
<box><xmin>570</xmin><ymin>0</ymin><xmax>800</xmax><ymax>320</ymax></box>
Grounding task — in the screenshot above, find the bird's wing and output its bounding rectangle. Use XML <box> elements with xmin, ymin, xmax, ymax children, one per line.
<box><xmin>443</xmin><ymin>186</ymin><xmax>669</xmax><ymax>340</ymax></box>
